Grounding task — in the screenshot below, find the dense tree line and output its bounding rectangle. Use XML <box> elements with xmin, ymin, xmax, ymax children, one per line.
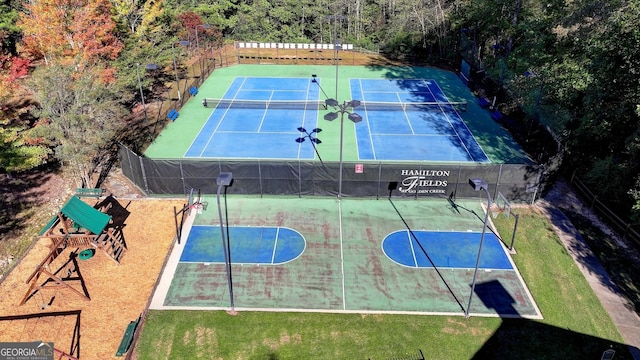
<box><xmin>0</xmin><ymin>0</ymin><xmax>639</xmax><ymax>221</ymax></box>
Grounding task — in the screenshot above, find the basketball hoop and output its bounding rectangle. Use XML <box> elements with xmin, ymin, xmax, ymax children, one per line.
<box><xmin>192</xmin><ymin>202</ymin><xmax>204</xmax><ymax>214</ymax></box>
<box><xmin>490</xmin><ymin>204</ymin><xmax>504</xmax><ymax>219</ymax></box>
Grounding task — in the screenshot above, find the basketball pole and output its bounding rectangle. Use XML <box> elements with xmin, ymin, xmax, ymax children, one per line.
<box><xmin>216</xmin><ymin>172</ymin><xmax>235</xmax><ymax>313</ymax></box>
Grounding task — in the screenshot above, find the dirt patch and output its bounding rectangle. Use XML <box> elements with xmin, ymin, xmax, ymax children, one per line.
<box><xmin>101</xmin><ymin>167</ymin><xmax>145</xmax><ymax>199</ymax></box>
<box><xmin>0</xmin><ymin>196</ymin><xmax>186</xmax><ymax>359</ymax></box>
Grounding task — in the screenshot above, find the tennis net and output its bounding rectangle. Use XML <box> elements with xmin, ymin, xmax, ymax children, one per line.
<box><xmin>201</xmin><ymin>98</ymin><xmax>467</xmax><ymax>112</ymax></box>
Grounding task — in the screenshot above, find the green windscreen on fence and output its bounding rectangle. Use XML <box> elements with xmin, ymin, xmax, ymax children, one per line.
<box><xmin>119</xmin><ymin>145</ymin><xmax>540</xmax><ymax>202</ymax></box>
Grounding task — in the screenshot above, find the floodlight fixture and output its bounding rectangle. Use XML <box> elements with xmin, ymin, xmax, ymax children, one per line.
<box><xmin>323</xmin><ymin>99</ymin><xmax>363</xmax><ymax>198</ymax></box>
<box><xmin>324</xmin><ymin>112</ymin><xmax>339</xmax><ymax>121</ymax></box>
<box><xmin>325</xmin><ymin>98</ymin><xmax>339</xmax><ymax>107</ymax></box>
<box><xmin>217</xmin><ymin>172</ymin><xmax>233</xmax><ymax>186</ymax></box>
<box><xmin>348</xmin><ymin>113</ymin><xmax>363</xmax><ymax>123</ymax></box>
<box><xmin>468</xmin><ymin>178</ymin><xmax>488</xmax><ymax>191</ymax></box>
<box><xmin>347</xmin><ymin>99</ymin><xmax>361</xmax><ymax>108</ymax></box>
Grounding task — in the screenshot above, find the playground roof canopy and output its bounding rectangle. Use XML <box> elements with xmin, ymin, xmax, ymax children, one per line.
<box><xmin>60</xmin><ymin>196</ymin><xmax>111</xmax><ymax>235</ymax></box>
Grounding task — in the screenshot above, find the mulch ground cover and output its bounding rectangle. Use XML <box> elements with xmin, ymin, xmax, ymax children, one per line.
<box><xmin>0</xmin><ymin>197</ymin><xmax>186</xmax><ymax>359</ymax></box>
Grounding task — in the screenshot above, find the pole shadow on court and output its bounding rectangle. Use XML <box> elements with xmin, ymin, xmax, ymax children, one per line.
<box><xmin>387</xmin><ymin>182</ymin><xmax>466</xmax><ymax>313</ymax></box>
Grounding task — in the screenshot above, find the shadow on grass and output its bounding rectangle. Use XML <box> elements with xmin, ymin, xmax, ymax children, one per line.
<box><xmin>561</xmin><ymin>210</ymin><xmax>640</xmax><ymax>315</ymax></box>
<box><xmin>473</xmin><ymin>319</ymin><xmax>635</xmax><ymax>359</ymax></box>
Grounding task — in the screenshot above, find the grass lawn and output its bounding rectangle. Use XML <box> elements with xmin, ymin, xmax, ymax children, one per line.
<box><xmin>133</xmin><ymin>207</ymin><xmax>631</xmax><ymax>359</ymax></box>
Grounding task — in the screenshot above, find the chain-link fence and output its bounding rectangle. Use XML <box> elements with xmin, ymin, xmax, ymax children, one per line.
<box><xmin>119</xmin><ymin>144</ymin><xmax>541</xmax><ymax>203</ymax></box>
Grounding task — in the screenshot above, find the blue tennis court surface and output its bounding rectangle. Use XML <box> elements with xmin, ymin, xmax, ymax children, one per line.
<box><xmin>351</xmin><ymin>79</ymin><xmax>488</xmax><ymax>162</ymax></box>
<box><xmin>184</xmin><ymin>77</ymin><xmax>489</xmax><ymax>162</ymax></box>
<box><xmin>185</xmin><ymin>77</ymin><xmax>320</xmax><ymax>159</ymax></box>
<box><xmin>180</xmin><ymin>225</ymin><xmax>305</xmax><ymax>264</ymax></box>
<box><xmin>382</xmin><ymin>230</ymin><xmax>512</xmax><ymax>269</ymax></box>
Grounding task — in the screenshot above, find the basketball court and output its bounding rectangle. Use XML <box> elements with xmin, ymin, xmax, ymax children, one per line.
<box><xmin>150</xmin><ymin>195</ymin><xmax>541</xmax><ymax>318</ymax></box>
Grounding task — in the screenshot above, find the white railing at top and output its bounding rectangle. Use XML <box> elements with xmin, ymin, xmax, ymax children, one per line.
<box><xmin>235</xmin><ymin>42</ymin><xmax>354</xmax><ymax>51</ymax></box>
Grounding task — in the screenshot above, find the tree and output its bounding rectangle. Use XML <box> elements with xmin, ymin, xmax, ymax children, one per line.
<box><xmin>19</xmin><ymin>0</ymin><xmax>123</xmax><ymax>80</ymax></box>
<box><xmin>28</xmin><ymin>64</ymin><xmax>126</xmax><ymax>187</ymax></box>
<box><xmin>0</xmin><ymin>0</ymin><xmax>21</xmax><ymax>62</ymax></box>
<box><xmin>112</xmin><ymin>0</ymin><xmax>146</xmax><ymax>34</ymax></box>
<box><xmin>0</xmin><ymin>119</ymin><xmax>51</xmax><ymax>173</ymax></box>
<box><xmin>71</xmin><ymin>0</ymin><xmax>123</xmax><ymax>73</ymax></box>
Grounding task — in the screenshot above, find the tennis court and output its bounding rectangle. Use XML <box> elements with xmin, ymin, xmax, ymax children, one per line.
<box><xmin>144</xmin><ymin>65</ymin><xmax>528</xmax><ymax>165</ymax></box>
<box><xmin>150</xmin><ymin>196</ymin><xmax>541</xmax><ymax>318</ymax></box>
<box><xmin>351</xmin><ymin>79</ymin><xmax>487</xmax><ymax>162</ymax></box>
<box><xmin>179</xmin><ymin>76</ymin><xmax>487</xmax><ymax>162</ymax></box>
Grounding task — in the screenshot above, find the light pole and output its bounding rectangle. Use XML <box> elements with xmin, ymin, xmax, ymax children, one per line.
<box><xmin>216</xmin><ymin>172</ymin><xmax>235</xmax><ymax>313</ymax></box>
<box><xmin>327</xmin><ymin>15</ymin><xmax>344</xmax><ymax>99</ymax></box>
<box><xmin>324</xmin><ymin>98</ymin><xmax>362</xmax><ymax>198</ymax></box>
<box><xmin>195</xmin><ymin>24</ymin><xmax>211</xmax><ymax>80</ymax></box>
<box><xmin>172</xmin><ymin>40</ymin><xmax>191</xmax><ymax>102</ymax></box>
<box><xmin>334</xmin><ymin>39</ymin><xmax>341</xmax><ymax>99</ymax></box>
<box><xmin>296</xmin><ymin>127</ymin><xmax>324</xmax><ymax>166</ymax></box>
<box><xmin>465</xmin><ymin>177</ymin><xmax>491</xmax><ymax>318</ymax></box>
<box><xmin>136</xmin><ymin>63</ymin><xmax>159</xmax><ymax>131</ymax></box>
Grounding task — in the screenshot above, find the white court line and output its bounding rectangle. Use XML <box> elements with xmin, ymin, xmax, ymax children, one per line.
<box><xmin>406</xmin><ymin>230</ymin><xmax>419</xmax><ymax>267</ymax></box>
<box><xmin>149</xmin><ymin>209</ymin><xmax>195</xmax><ymax>309</ymax></box>
<box><xmin>271</xmin><ymin>227</ymin><xmax>280</xmax><ymax>264</ymax></box>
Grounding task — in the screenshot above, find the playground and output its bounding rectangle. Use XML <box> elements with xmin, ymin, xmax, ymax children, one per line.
<box><xmin>0</xmin><ymin>196</ymin><xmax>185</xmax><ymax>359</ymax></box>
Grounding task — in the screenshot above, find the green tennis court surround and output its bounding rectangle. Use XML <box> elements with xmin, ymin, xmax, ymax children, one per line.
<box><xmin>122</xmin><ymin>64</ymin><xmax>537</xmax><ymax>199</ymax></box>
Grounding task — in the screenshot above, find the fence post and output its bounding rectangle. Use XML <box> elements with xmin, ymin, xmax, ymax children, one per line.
<box><xmin>179</xmin><ymin>160</ymin><xmax>186</xmax><ymax>195</ymax></box>
<box><xmin>495</xmin><ymin>163</ymin><xmax>503</xmax><ymax>203</ymax></box>
<box><xmin>138</xmin><ymin>155</ymin><xmax>150</xmax><ymax>194</ymax></box>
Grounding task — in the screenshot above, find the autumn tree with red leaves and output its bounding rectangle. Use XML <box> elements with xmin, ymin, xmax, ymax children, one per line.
<box><xmin>177</xmin><ymin>11</ymin><xmax>223</xmax><ymax>49</ymax></box>
<box><xmin>18</xmin><ymin>0</ymin><xmax>122</xmax><ymax>82</ymax></box>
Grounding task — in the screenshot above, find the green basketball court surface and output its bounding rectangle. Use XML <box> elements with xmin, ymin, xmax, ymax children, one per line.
<box><xmin>150</xmin><ymin>196</ymin><xmax>541</xmax><ymax>318</ymax></box>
